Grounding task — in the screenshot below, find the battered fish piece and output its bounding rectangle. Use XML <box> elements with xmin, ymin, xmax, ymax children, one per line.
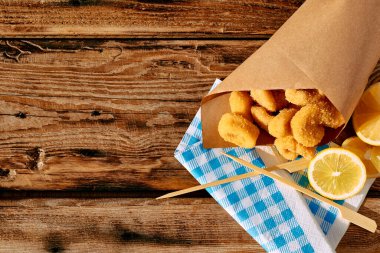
<box><xmin>285</xmin><ymin>89</ymin><xmax>324</xmax><ymax>106</ymax></box>
<box><xmin>250</xmin><ymin>106</ymin><xmax>274</xmax><ymax>132</ymax></box>
<box><xmin>316</xmin><ymin>99</ymin><xmax>345</xmax><ymax>129</ymax></box>
<box><xmin>218</xmin><ymin>113</ymin><xmax>260</xmax><ymax>148</ymax></box>
<box><xmin>251</xmin><ymin>90</ymin><xmax>287</xmax><ymax>112</ymax></box>
<box><xmin>291</xmin><ymin>104</ymin><xmax>325</xmax><ymax>147</ymax></box>
<box><xmin>274</xmin><ymin>136</ymin><xmax>298</xmax><ymax>160</ymax></box>
<box><xmin>229</xmin><ymin>91</ymin><xmax>253</xmax><ymax>120</ymax></box>
<box><xmin>268</xmin><ymin>108</ymin><xmax>298</xmax><ymax>138</ymax></box>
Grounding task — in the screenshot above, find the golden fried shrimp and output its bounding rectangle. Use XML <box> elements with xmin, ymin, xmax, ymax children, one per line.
<box><xmin>251</xmin><ymin>90</ymin><xmax>288</xmax><ymax>112</ymax></box>
<box><xmin>218</xmin><ymin>113</ymin><xmax>260</xmax><ymax>148</ymax></box>
<box><xmin>274</xmin><ymin>136</ymin><xmax>298</xmax><ymax>160</ymax></box>
<box><xmin>268</xmin><ymin>108</ymin><xmax>298</xmax><ymax>138</ymax></box>
<box><xmin>250</xmin><ymin>90</ymin><xmax>277</xmax><ymax>112</ymax></box>
<box><xmin>315</xmin><ymin>99</ymin><xmax>345</xmax><ymax>129</ymax></box>
<box><xmin>229</xmin><ymin>91</ymin><xmax>253</xmax><ymax>120</ymax></box>
<box><xmin>296</xmin><ymin>143</ymin><xmax>316</xmax><ymax>160</ymax></box>
<box><xmin>291</xmin><ymin>104</ymin><xmax>325</xmax><ymax>147</ymax></box>
<box><xmin>250</xmin><ymin>106</ymin><xmax>274</xmax><ymax>131</ymax></box>
<box><xmin>272</xmin><ymin>90</ymin><xmax>288</xmax><ymax>110</ymax></box>
<box><xmin>275</xmin><ymin>136</ymin><xmax>316</xmax><ymax>160</ymax></box>
<box><xmin>285</xmin><ymin>89</ymin><xmax>324</xmax><ymax>106</ymax></box>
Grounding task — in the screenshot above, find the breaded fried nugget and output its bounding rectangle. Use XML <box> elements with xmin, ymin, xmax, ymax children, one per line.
<box><xmin>285</xmin><ymin>89</ymin><xmax>324</xmax><ymax>106</ymax></box>
<box><xmin>275</xmin><ymin>136</ymin><xmax>316</xmax><ymax>160</ymax></box>
<box><xmin>268</xmin><ymin>108</ymin><xmax>298</xmax><ymax>138</ymax></box>
<box><xmin>274</xmin><ymin>136</ymin><xmax>298</xmax><ymax>160</ymax></box>
<box><xmin>251</xmin><ymin>90</ymin><xmax>287</xmax><ymax>112</ymax></box>
<box><xmin>316</xmin><ymin>99</ymin><xmax>345</xmax><ymax>129</ymax></box>
<box><xmin>250</xmin><ymin>90</ymin><xmax>277</xmax><ymax>112</ymax></box>
<box><xmin>229</xmin><ymin>91</ymin><xmax>253</xmax><ymax>120</ymax></box>
<box><xmin>250</xmin><ymin>106</ymin><xmax>274</xmax><ymax>131</ymax></box>
<box><xmin>291</xmin><ymin>104</ymin><xmax>325</xmax><ymax>147</ymax></box>
<box><xmin>296</xmin><ymin>143</ymin><xmax>316</xmax><ymax>160</ymax></box>
<box><xmin>218</xmin><ymin>113</ymin><xmax>260</xmax><ymax>148</ymax></box>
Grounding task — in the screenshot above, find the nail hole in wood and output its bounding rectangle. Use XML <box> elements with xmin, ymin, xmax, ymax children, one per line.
<box><xmin>0</xmin><ymin>168</ymin><xmax>16</xmax><ymax>181</ymax></box>
<box><xmin>76</xmin><ymin>149</ymin><xmax>106</xmax><ymax>157</ymax></box>
<box><xmin>91</xmin><ymin>110</ymin><xmax>101</xmax><ymax>116</ymax></box>
<box><xmin>27</xmin><ymin>147</ymin><xmax>45</xmax><ymax>171</ymax></box>
<box><xmin>0</xmin><ymin>168</ymin><xmax>10</xmax><ymax>177</ymax></box>
<box><xmin>44</xmin><ymin>232</ymin><xmax>65</xmax><ymax>253</ymax></box>
<box><xmin>15</xmin><ymin>112</ymin><xmax>27</xmax><ymax>118</ymax></box>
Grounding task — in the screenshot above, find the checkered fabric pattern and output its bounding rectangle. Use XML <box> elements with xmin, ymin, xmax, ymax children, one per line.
<box><xmin>174</xmin><ymin>79</ymin><xmax>374</xmax><ymax>252</ymax></box>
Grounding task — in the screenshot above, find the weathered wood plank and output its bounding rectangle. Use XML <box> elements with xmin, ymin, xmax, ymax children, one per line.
<box><xmin>0</xmin><ymin>39</ymin><xmax>379</xmax><ymax>192</ymax></box>
<box><xmin>0</xmin><ymin>0</ymin><xmax>303</xmax><ymax>38</ymax></box>
<box><xmin>0</xmin><ymin>39</ymin><xmax>261</xmax><ymax>191</ymax></box>
<box><xmin>0</xmin><ymin>197</ymin><xmax>377</xmax><ymax>252</ymax></box>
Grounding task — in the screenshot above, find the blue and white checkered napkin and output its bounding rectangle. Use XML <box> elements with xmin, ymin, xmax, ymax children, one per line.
<box><xmin>174</xmin><ymin>79</ymin><xmax>375</xmax><ymax>252</ymax></box>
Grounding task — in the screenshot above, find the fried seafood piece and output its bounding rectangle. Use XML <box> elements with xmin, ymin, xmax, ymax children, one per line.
<box><xmin>250</xmin><ymin>106</ymin><xmax>274</xmax><ymax>131</ymax></box>
<box><xmin>229</xmin><ymin>91</ymin><xmax>253</xmax><ymax>120</ymax></box>
<box><xmin>274</xmin><ymin>136</ymin><xmax>316</xmax><ymax>160</ymax></box>
<box><xmin>285</xmin><ymin>89</ymin><xmax>324</xmax><ymax>106</ymax></box>
<box><xmin>296</xmin><ymin>143</ymin><xmax>316</xmax><ymax>160</ymax></box>
<box><xmin>315</xmin><ymin>99</ymin><xmax>345</xmax><ymax>129</ymax></box>
<box><xmin>218</xmin><ymin>113</ymin><xmax>260</xmax><ymax>148</ymax></box>
<box><xmin>291</xmin><ymin>104</ymin><xmax>325</xmax><ymax>147</ymax></box>
<box><xmin>251</xmin><ymin>90</ymin><xmax>276</xmax><ymax>112</ymax></box>
<box><xmin>250</xmin><ymin>90</ymin><xmax>288</xmax><ymax>112</ymax></box>
<box><xmin>268</xmin><ymin>108</ymin><xmax>298</xmax><ymax>138</ymax></box>
<box><xmin>274</xmin><ymin>136</ymin><xmax>298</xmax><ymax>160</ymax></box>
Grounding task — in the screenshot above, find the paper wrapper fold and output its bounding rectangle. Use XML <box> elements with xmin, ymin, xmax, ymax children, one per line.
<box><xmin>201</xmin><ymin>0</ymin><xmax>380</xmax><ymax>148</ymax></box>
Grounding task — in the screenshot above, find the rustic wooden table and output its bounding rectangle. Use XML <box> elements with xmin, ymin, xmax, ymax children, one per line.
<box><xmin>0</xmin><ymin>1</ymin><xmax>379</xmax><ymax>252</ymax></box>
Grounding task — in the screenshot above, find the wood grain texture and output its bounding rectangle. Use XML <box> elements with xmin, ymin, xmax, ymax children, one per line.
<box><xmin>0</xmin><ymin>39</ymin><xmax>262</xmax><ymax>191</ymax></box>
<box><xmin>1</xmin><ymin>1</ymin><xmax>379</xmax><ymax>251</ymax></box>
<box><xmin>0</xmin><ymin>197</ymin><xmax>378</xmax><ymax>253</ymax></box>
<box><xmin>0</xmin><ymin>0</ymin><xmax>303</xmax><ymax>38</ymax></box>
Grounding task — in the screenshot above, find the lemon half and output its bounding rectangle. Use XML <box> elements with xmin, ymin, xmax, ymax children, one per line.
<box><xmin>308</xmin><ymin>148</ymin><xmax>367</xmax><ymax>200</ymax></box>
<box><xmin>353</xmin><ymin>83</ymin><xmax>380</xmax><ymax>146</ymax></box>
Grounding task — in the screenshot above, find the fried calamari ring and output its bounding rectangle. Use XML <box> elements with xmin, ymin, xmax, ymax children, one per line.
<box><xmin>291</xmin><ymin>104</ymin><xmax>325</xmax><ymax>147</ymax></box>
<box><xmin>274</xmin><ymin>136</ymin><xmax>298</xmax><ymax>160</ymax></box>
<box><xmin>268</xmin><ymin>108</ymin><xmax>298</xmax><ymax>138</ymax></box>
<box><xmin>229</xmin><ymin>91</ymin><xmax>253</xmax><ymax>120</ymax></box>
<box><xmin>250</xmin><ymin>106</ymin><xmax>274</xmax><ymax>131</ymax></box>
<box><xmin>315</xmin><ymin>99</ymin><xmax>345</xmax><ymax>129</ymax></box>
<box><xmin>285</xmin><ymin>89</ymin><xmax>324</xmax><ymax>106</ymax></box>
<box><xmin>218</xmin><ymin>113</ymin><xmax>260</xmax><ymax>148</ymax></box>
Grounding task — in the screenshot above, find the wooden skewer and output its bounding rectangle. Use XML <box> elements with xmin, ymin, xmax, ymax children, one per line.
<box><xmin>222</xmin><ymin>152</ymin><xmax>377</xmax><ymax>233</ymax></box>
<box><xmin>156</xmin><ymin>158</ymin><xmax>309</xmax><ymax>200</ymax></box>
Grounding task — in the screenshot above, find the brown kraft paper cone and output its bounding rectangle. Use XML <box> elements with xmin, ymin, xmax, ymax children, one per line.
<box><xmin>201</xmin><ymin>0</ymin><xmax>380</xmax><ymax>148</ymax></box>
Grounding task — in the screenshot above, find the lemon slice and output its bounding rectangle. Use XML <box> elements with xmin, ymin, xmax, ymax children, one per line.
<box><xmin>353</xmin><ymin>83</ymin><xmax>380</xmax><ymax>146</ymax></box>
<box><xmin>308</xmin><ymin>148</ymin><xmax>367</xmax><ymax>200</ymax></box>
<box><xmin>342</xmin><ymin>137</ymin><xmax>380</xmax><ymax>178</ymax></box>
